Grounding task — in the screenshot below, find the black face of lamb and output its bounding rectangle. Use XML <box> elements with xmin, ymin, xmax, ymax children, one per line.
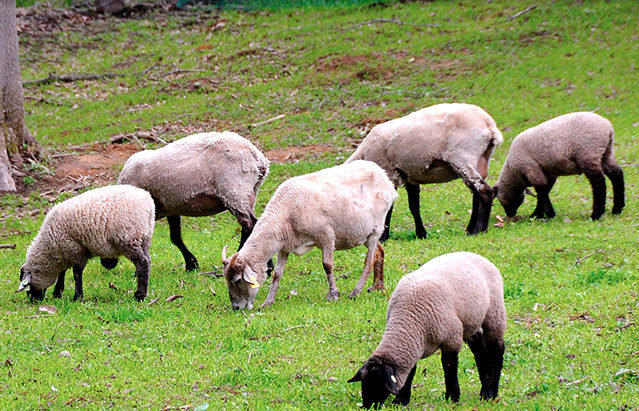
<box><xmin>349</xmin><ymin>360</ymin><xmax>399</xmax><ymax>409</ymax></box>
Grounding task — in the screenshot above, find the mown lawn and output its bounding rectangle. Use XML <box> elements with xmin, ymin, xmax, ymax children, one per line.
<box><xmin>1</xmin><ymin>1</ymin><xmax>638</xmax><ymax>409</ymax></box>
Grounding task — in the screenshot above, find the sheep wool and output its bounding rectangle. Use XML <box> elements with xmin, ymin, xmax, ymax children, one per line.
<box><xmin>350</xmin><ymin>252</ymin><xmax>506</xmax><ymax>408</ymax></box>
<box><xmin>118</xmin><ymin>131</ymin><xmax>269</xmax><ymax>271</ymax></box>
<box><xmin>495</xmin><ymin>111</ymin><xmax>624</xmax><ymax>220</ymax></box>
<box><xmin>347</xmin><ymin>103</ymin><xmax>503</xmax><ymax>239</ymax></box>
<box><xmin>18</xmin><ymin>184</ymin><xmax>155</xmax><ymax>301</ymax></box>
<box><xmin>222</xmin><ymin>160</ymin><xmax>398</xmax><ymax>310</ymax></box>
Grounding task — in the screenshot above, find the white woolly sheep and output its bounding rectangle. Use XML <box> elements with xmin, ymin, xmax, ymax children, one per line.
<box><xmin>349</xmin><ymin>252</ymin><xmax>506</xmax><ymax>407</ymax></box>
<box><xmin>118</xmin><ymin>131</ymin><xmax>269</xmax><ymax>271</ymax></box>
<box><xmin>494</xmin><ymin>112</ymin><xmax>624</xmax><ymax>220</ymax></box>
<box><xmin>220</xmin><ymin>160</ymin><xmax>398</xmax><ymax>310</ymax></box>
<box><xmin>17</xmin><ymin>185</ymin><xmax>155</xmax><ymax>302</ymax></box>
<box><xmin>347</xmin><ymin>103</ymin><xmax>503</xmax><ymax>239</ymax></box>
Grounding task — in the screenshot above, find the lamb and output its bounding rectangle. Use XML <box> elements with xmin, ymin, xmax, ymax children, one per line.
<box><xmin>347</xmin><ymin>103</ymin><xmax>503</xmax><ymax>240</ymax></box>
<box><xmin>349</xmin><ymin>252</ymin><xmax>506</xmax><ymax>408</ymax></box>
<box><xmin>118</xmin><ymin>131</ymin><xmax>269</xmax><ymax>271</ymax></box>
<box><xmin>220</xmin><ymin>160</ymin><xmax>398</xmax><ymax>310</ymax></box>
<box><xmin>17</xmin><ymin>185</ymin><xmax>155</xmax><ymax>302</ymax></box>
<box><xmin>494</xmin><ymin>112</ymin><xmax>625</xmax><ymax>220</ymax></box>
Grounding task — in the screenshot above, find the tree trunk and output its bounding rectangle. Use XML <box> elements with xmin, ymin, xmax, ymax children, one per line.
<box><xmin>0</xmin><ymin>0</ymin><xmax>42</xmax><ymax>191</ymax></box>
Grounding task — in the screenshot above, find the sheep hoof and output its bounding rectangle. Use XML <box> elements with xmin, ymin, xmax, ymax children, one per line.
<box><xmin>367</xmin><ymin>284</ymin><xmax>386</xmax><ymax>294</ymax></box>
<box><xmin>415</xmin><ymin>229</ymin><xmax>427</xmax><ymax>239</ymax></box>
<box><xmin>134</xmin><ymin>291</ymin><xmax>146</xmax><ymax>302</ymax></box>
<box><xmin>612</xmin><ymin>206</ymin><xmax>623</xmax><ymax>214</ymax></box>
<box><xmin>185</xmin><ymin>258</ymin><xmax>199</xmax><ymax>272</ymax></box>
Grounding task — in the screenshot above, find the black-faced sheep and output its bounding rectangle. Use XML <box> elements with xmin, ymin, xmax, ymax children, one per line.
<box><xmin>349</xmin><ymin>252</ymin><xmax>506</xmax><ymax>408</ymax></box>
<box><xmin>494</xmin><ymin>112</ymin><xmax>625</xmax><ymax>220</ymax></box>
<box><xmin>347</xmin><ymin>103</ymin><xmax>503</xmax><ymax>240</ymax></box>
<box><xmin>17</xmin><ymin>185</ymin><xmax>155</xmax><ymax>302</ymax></box>
<box><xmin>118</xmin><ymin>131</ymin><xmax>269</xmax><ymax>271</ymax></box>
<box><xmin>221</xmin><ymin>160</ymin><xmax>398</xmax><ymax>310</ymax></box>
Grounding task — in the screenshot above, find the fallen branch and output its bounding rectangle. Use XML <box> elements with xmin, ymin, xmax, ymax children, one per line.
<box><xmin>507</xmin><ymin>5</ymin><xmax>538</xmax><ymax>21</ymax></box>
<box><xmin>575</xmin><ymin>249</ymin><xmax>604</xmax><ymax>266</ymax></box>
<box><xmin>0</xmin><ymin>244</ymin><xmax>17</xmax><ymax>250</ymax></box>
<box><xmin>159</xmin><ymin>69</ymin><xmax>207</xmax><ymax>77</ymax></box>
<box><xmin>344</xmin><ymin>18</ymin><xmax>438</xmax><ymax>32</ymax></box>
<box><xmin>23</xmin><ymin>72</ymin><xmax>127</xmax><ymax>86</ymax></box>
<box><xmin>250</xmin><ymin>114</ymin><xmax>286</xmax><ymax>128</ymax></box>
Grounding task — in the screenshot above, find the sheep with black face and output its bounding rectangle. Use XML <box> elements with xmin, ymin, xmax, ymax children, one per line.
<box><xmin>349</xmin><ymin>252</ymin><xmax>506</xmax><ymax>408</ymax></box>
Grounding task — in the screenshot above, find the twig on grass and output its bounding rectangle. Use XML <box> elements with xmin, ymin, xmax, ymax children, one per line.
<box><xmin>575</xmin><ymin>249</ymin><xmax>604</xmax><ymax>266</ymax></box>
<box><xmin>250</xmin><ymin>114</ymin><xmax>286</xmax><ymax>128</ymax></box>
<box><xmin>159</xmin><ymin>69</ymin><xmax>207</xmax><ymax>77</ymax></box>
<box><xmin>23</xmin><ymin>72</ymin><xmax>127</xmax><ymax>86</ymax></box>
<box><xmin>282</xmin><ymin>324</ymin><xmax>312</xmax><ymax>333</ymax></box>
<box><xmin>344</xmin><ymin>18</ymin><xmax>438</xmax><ymax>32</ymax></box>
<box><xmin>0</xmin><ymin>244</ymin><xmax>17</xmax><ymax>250</ymax></box>
<box><xmin>507</xmin><ymin>5</ymin><xmax>537</xmax><ymax>21</ymax></box>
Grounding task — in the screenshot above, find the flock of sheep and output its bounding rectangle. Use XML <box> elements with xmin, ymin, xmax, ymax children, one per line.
<box><xmin>17</xmin><ymin>103</ymin><xmax>625</xmax><ymax>407</ymax></box>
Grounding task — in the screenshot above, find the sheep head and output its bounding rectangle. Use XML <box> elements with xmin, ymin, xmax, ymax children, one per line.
<box><xmin>17</xmin><ymin>267</ymin><xmax>45</xmax><ymax>300</ymax></box>
<box><xmin>221</xmin><ymin>246</ymin><xmax>263</xmax><ymax>310</ymax></box>
<box><xmin>348</xmin><ymin>356</ymin><xmax>399</xmax><ymax>409</ymax></box>
<box><xmin>494</xmin><ymin>182</ymin><xmax>525</xmax><ymax>218</ymax></box>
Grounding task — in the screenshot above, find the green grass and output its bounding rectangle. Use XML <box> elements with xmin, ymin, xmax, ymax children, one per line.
<box><xmin>3</xmin><ymin>1</ymin><xmax>639</xmax><ymax>409</ymax></box>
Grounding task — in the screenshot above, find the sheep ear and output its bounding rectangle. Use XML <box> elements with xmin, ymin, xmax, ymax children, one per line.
<box><xmin>243</xmin><ymin>267</ymin><xmax>260</xmax><ymax>289</ymax></box>
<box><xmin>17</xmin><ymin>270</ymin><xmax>31</xmax><ymax>293</ymax></box>
<box><xmin>383</xmin><ymin>365</ymin><xmax>400</xmax><ymax>395</ymax></box>
<box><xmin>348</xmin><ymin>365</ymin><xmax>366</xmax><ymax>383</ymax></box>
<box><xmin>221</xmin><ymin>245</ymin><xmax>229</xmax><ymax>265</ymax></box>
<box><xmin>525</xmin><ymin>188</ymin><xmax>537</xmax><ymax>197</ymax></box>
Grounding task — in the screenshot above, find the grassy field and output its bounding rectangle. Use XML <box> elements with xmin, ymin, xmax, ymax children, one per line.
<box><xmin>2</xmin><ymin>0</ymin><xmax>639</xmax><ymax>409</ymax></box>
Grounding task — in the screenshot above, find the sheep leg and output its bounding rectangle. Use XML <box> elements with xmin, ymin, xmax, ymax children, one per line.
<box><xmin>406</xmin><ymin>182</ymin><xmax>427</xmax><ymax>239</ymax></box>
<box><xmin>349</xmin><ymin>239</ymin><xmax>378</xmax><ymax>299</ymax></box>
<box><xmin>603</xmin><ymin>161</ymin><xmax>625</xmax><ymax>214</ymax></box>
<box><xmin>52</xmin><ymin>270</ymin><xmax>67</xmax><ymax>298</ymax></box>
<box><xmin>586</xmin><ymin>171</ymin><xmax>607</xmax><ymax>220</ymax></box>
<box><xmin>129</xmin><ymin>247</ymin><xmax>151</xmax><ymax>302</ymax></box>
<box><xmin>321</xmin><ymin>247</ymin><xmax>340</xmax><ymax>302</ymax></box>
<box><xmin>367</xmin><ymin>242</ymin><xmax>385</xmax><ymax>292</ymax></box>
<box><xmin>531</xmin><ymin>178</ymin><xmax>556</xmax><ymax>219</ymax></box>
<box><xmin>392</xmin><ymin>364</ymin><xmax>416</xmax><ymax>406</ymax></box>
<box><xmin>441</xmin><ymin>351</ymin><xmax>461</xmax><ymax>402</ymax></box>
<box><xmin>380</xmin><ymin>205</ymin><xmax>393</xmax><ymax>243</ymax></box>
<box><xmin>466</xmin><ymin>330</ymin><xmax>490</xmax><ymax>396</ymax></box>
<box><xmin>72</xmin><ymin>263</ymin><xmax>87</xmax><ymax>302</ymax></box>
<box><xmin>261</xmin><ymin>251</ymin><xmax>289</xmax><ymax>308</ymax></box>
<box><xmin>451</xmin><ymin>163</ymin><xmax>493</xmax><ymax>235</ymax></box>
<box><xmin>167</xmin><ymin>215</ymin><xmax>198</xmax><ymax>271</ymax></box>
<box><xmin>481</xmin><ymin>339</ymin><xmax>505</xmax><ymax>400</ymax></box>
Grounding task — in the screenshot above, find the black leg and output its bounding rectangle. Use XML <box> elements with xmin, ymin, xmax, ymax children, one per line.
<box><xmin>52</xmin><ymin>270</ymin><xmax>66</xmax><ymax>298</ymax></box>
<box><xmin>530</xmin><ymin>179</ymin><xmax>556</xmax><ymax>219</ymax></box>
<box><xmin>167</xmin><ymin>215</ymin><xmax>198</xmax><ymax>271</ymax></box>
<box><xmin>467</xmin><ymin>185</ymin><xmax>493</xmax><ymax>235</ymax></box>
<box><xmin>441</xmin><ymin>351</ymin><xmax>460</xmax><ymax>402</ymax></box>
<box><xmin>466</xmin><ymin>331</ymin><xmax>489</xmax><ymax>397</ymax></box>
<box><xmin>131</xmin><ymin>249</ymin><xmax>151</xmax><ymax>302</ymax></box>
<box><xmin>392</xmin><ymin>364</ymin><xmax>416</xmax><ymax>406</ymax></box>
<box><xmin>481</xmin><ymin>340</ymin><xmax>505</xmax><ymax>400</ymax></box>
<box><xmin>72</xmin><ymin>264</ymin><xmax>86</xmax><ymax>301</ymax></box>
<box><xmin>406</xmin><ymin>182</ymin><xmax>426</xmax><ymax>239</ymax></box>
<box><xmin>100</xmin><ymin>258</ymin><xmax>119</xmax><ymax>270</ymax></box>
<box><xmin>380</xmin><ymin>205</ymin><xmax>393</xmax><ymax>243</ymax></box>
<box><xmin>586</xmin><ymin>172</ymin><xmax>607</xmax><ymax>220</ymax></box>
<box><xmin>603</xmin><ymin>162</ymin><xmax>625</xmax><ymax>214</ymax></box>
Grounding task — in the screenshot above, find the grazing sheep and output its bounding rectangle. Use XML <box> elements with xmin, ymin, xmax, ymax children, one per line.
<box><xmin>494</xmin><ymin>112</ymin><xmax>625</xmax><ymax>220</ymax></box>
<box><xmin>118</xmin><ymin>131</ymin><xmax>269</xmax><ymax>271</ymax></box>
<box><xmin>349</xmin><ymin>252</ymin><xmax>506</xmax><ymax>408</ymax></box>
<box><xmin>221</xmin><ymin>160</ymin><xmax>398</xmax><ymax>310</ymax></box>
<box><xmin>17</xmin><ymin>185</ymin><xmax>155</xmax><ymax>302</ymax></box>
<box><xmin>347</xmin><ymin>103</ymin><xmax>503</xmax><ymax>240</ymax></box>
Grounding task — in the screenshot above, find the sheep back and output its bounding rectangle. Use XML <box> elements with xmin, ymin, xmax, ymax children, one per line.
<box><xmin>499</xmin><ymin>112</ymin><xmax>615</xmax><ymax>184</ymax></box>
<box><xmin>24</xmin><ymin>185</ymin><xmax>155</xmax><ymax>290</ymax></box>
<box><xmin>256</xmin><ymin>160</ymin><xmax>398</xmax><ymax>253</ymax></box>
<box><xmin>348</xmin><ymin>103</ymin><xmax>503</xmax><ymax>187</ymax></box>
<box><xmin>118</xmin><ymin>131</ymin><xmax>269</xmax><ymax>218</ymax></box>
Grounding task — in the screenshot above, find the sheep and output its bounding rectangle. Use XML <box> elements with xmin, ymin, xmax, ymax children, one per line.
<box><xmin>494</xmin><ymin>112</ymin><xmax>625</xmax><ymax>220</ymax></box>
<box><xmin>347</xmin><ymin>103</ymin><xmax>503</xmax><ymax>240</ymax></box>
<box><xmin>118</xmin><ymin>131</ymin><xmax>269</xmax><ymax>271</ymax></box>
<box><xmin>17</xmin><ymin>185</ymin><xmax>155</xmax><ymax>302</ymax></box>
<box><xmin>349</xmin><ymin>252</ymin><xmax>506</xmax><ymax>408</ymax></box>
<box><xmin>220</xmin><ymin>160</ymin><xmax>398</xmax><ymax>310</ymax></box>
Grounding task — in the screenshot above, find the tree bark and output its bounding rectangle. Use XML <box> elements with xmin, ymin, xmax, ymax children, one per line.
<box><xmin>0</xmin><ymin>0</ymin><xmax>42</xmax><ymax>191</ymax></box>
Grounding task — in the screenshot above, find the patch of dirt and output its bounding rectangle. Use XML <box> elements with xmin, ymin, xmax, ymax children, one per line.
<box><xmin>264</xmin><ymin>145</ymin><xmax>335</xmax><ymax>164</ymax></box>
